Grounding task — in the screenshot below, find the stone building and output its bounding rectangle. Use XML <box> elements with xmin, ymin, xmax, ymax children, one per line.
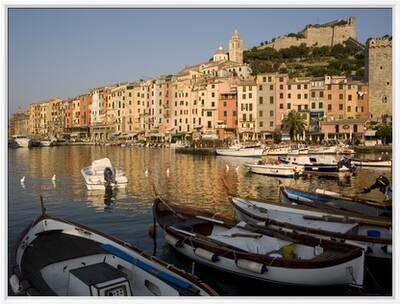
<box><xmin>229</xmin><ymin>30</ymin><xmax>244</xmax><ymax>64</ymax></box>
<box><xmin>263</xmin><ymin>17</ymin><xmax>357</xmax><ymax>50</ymax></box>
<box><xmin>365</xmin><ymin>36</ymin><xmax>392</xmax><ymax>122</ymax></box>
<box><xmin>9</xmin><ymin>110</ymin><xmax>30</xmax><ymax>137</ymax></box>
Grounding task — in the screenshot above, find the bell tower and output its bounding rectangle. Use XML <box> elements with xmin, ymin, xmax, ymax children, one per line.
<box><xmin>229</xmin><ymin>30</ymin><xmax>244</xmax><ymax>64</ymax></box>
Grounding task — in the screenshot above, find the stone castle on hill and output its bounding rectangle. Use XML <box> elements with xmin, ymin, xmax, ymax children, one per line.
<box><xmin>261</xmin><ymin>16</ymin><xmax>357</xmax><ymax>50</ymax></box>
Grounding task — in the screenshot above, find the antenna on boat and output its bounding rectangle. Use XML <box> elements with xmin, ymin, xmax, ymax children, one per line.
<box><xmin>39</xmin><ymin>195</ymin><xmax>46</xmax><ymax>215</ymax></box>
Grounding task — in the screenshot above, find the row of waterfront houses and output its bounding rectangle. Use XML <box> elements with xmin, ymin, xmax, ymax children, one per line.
<box><xmin>9</xmin><ymin>31</ymin><xmax>392</xmax><ymax>143</ymax></box>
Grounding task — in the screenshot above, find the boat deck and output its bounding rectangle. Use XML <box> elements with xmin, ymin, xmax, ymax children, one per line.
<box><xmin>21</xmin><ymin>231</ymin><xmax>106</xmax><ymax>295</ymax></box>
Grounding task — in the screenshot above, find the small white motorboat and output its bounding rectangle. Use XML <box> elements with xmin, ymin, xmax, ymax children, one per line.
<box><xmin>154</xmin><ymin>199</ymin><xmax>365</xmax><ymax>288</ymax></box>
<box><xmin>308</xmin><ymin>146</ymin><xmax>338</xmax><ymax>155</ymax></box>
<box><xmin>10</xmin><ymin>206</ymin><xmax>217</xmax><ymax>296</ymax></box>
<box><xmin>40</xmin><ymin>138</ymin><xmax>53</xmax><ymax>147</ymax></box>
<box><xmin>231</xmin><ymin>197</ymin><xmax>392</xmax><ymax>260</ymax></box>
<box><xmin>12</xmin><ymin>135</ymin><xmax>31</xmax><ymax>148</ymax></box>
<box><xmin>81</xmin><ymin>158</ymin><xmax>128</xmax><ymax>190</ymax></box>
<box><xmin>263</xmin><ymin>146</ymin><xmax>290</xmax><ymax>156</ymax></box>
<box><xmin>245</xmin><ymin>161</ymin><xmax>303</xmax><ymax>178</ymax></box>
<box><xmin>216</xmin><ymin>141</ymin><xmax>264</xmax><ymax>157</ymax></box>
<box><xmin>351</xmin><ymin>159</ymin><xmax>392</xmax><ymax>168</ymax></box>
<box><xmin>279</xmin><ymin>155</ymin><xmax>354</xmax><ymax>174</ymax></box>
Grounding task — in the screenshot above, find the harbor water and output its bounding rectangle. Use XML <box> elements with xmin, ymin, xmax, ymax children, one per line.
<box><xmin>8</xmin><ymin>146</ymin><xmax>392</xmax><ymax>296</ymax></box>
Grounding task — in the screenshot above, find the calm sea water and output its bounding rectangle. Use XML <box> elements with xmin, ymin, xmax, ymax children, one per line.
<box><xmin>8</xmin><ymin>146</ymin><xmax>392</xmax><ymax>296</ymax></box>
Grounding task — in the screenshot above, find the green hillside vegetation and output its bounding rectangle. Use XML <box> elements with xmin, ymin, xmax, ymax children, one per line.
<box><xmin>244</xmin><ymin>43</ymin><xmax>365</xmax><ymax>78</ymax></box>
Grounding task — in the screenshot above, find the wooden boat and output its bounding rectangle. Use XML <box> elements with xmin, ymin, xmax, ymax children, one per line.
<box><xmin>279</xmin><ymin>155</ymin><xmax>354</xmax><ymax>174</ymax></box>
<box><xmin>231</xmin><ymin>197</ymin><xmax>392</xmax><ymax>260</ymax></box>
<box><xmin>280</xmin><ymin>186</ymin><xmax>392</xmax><ymax>217</ymax></box>
<box><xmin>351</xmin><ymin>158</ymin><xmax>392</xmax><ymax>168</ymax></box>
<box><xmin>10</xmin><ymin>209</ymin><xmax>217</xmax><ymax>296</ymax></box>
<box><xmin>81</xmin><ymin>158</ymin><xmax>128</xmax><ymax>190</ymax></box>
<box><xmin>153</xmin><ymin>198</ymin><xmax>365</xmax><ymax>287</ymax></box>
<box><xmin>245</xmin><ymin>161</ymin><xmax>303</xmax><ymax>178</ymax></box>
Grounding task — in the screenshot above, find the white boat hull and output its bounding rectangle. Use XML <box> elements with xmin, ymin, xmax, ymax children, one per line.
<box><xmin>352</xmin><ymin>160</ymin><xmax>392</xmax><ymax>168</ymax></box>
<box><xmin>165</xmin><ymin>234</ymin><xmax>364</xmax><ymax>287</ymax></box>
<box><xmin>216</xmin><ymin>148</ymin><xmax>264</xmax><ymax>157</ymax></box>
<box><xmin>15</xmin><ymin>138</ymin><xmax>31</xmax><ymax>148</ymax></box>
<box><xmin>245</xmin><ymin>163</ymin><xmax>303</xmax><ymax>178</ymax></box>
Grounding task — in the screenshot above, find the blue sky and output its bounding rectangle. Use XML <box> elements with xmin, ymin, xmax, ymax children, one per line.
<box><xmin>8</xmin><ymin>8</ymin><xmax>392</xmax><ymax>114</ymax></box>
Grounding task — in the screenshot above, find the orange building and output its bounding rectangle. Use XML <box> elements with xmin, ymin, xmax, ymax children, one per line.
<box><xmin>216</xmin><ymin>92</ymin><xmax>237</xmax><ymax>139</ymax></box>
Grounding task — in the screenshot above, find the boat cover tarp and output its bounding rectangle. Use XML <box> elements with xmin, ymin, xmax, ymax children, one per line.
<box><xmin>209</xmin><ymin>226</ymin><xmax>292</xmax><ymax>255</ymax></box>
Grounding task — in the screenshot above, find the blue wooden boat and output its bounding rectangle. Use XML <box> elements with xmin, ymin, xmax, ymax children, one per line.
<box><xmin>280</xmin><ymin>186</ymin><xmax>391</xmax><ymax>217</ymax></box>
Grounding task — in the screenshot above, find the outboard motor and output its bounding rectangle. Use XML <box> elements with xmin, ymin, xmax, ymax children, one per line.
<box><xmin>363</xmin><ymin>175</ymin><xmax>391</xmax><ymax>195</ymax></box>
<box><xmin>104</xmin><ymin>167</ymin><xmax>116</xmax><ymax>187</ymax></box>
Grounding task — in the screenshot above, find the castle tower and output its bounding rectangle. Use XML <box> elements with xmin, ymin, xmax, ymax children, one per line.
<box><xmin>366</xmin><ymin>36</ymin><xmax>392</xmax><ymax>122</ymax></box>
<box><xmin>229</xmin><ymin>30</ymin><xmax>244</xmax><ymax>64</ymax></box>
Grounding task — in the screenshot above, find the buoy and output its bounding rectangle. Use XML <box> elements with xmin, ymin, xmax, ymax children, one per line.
<box><xmin>165</xmin><ymin>233</ymin><xmax>183</xmax><ymax>248</ymax></box>
<box><xmin>236</xmin><ymin>258</ymin><xmax>266</xmax><ymax>274</ymax></box>
<box><xmin>194</xmin><ymin>247</ymin><xmax>218</xmax><ymax>262</ymax></box>
<box><xmin>166</xmin><ymin>168</ymin><xmax>170</xmax><ymax>177</ymax></box>
<box><xmin>148</xmin><ymin>224</ymin><xmax>156</xmax><ymax>238</ymax></box>
<box><xmin>225</xmin><ymin>164</ymin><xmax>229</xmax><ymax>171</ymax></box>
<box><xmin>145</xmin><ymin>169</ymin><xmax>149</xmax><ymax>177</ymax></box>
<box><xmin>20</xmin><ymin>176</ymin><xmax>25</xmax><ymax>183</ymax></box>
<box><xmin>51</xmin><ymin>175</ymin><xmax>56</xmax><ymax>181</ymax></box>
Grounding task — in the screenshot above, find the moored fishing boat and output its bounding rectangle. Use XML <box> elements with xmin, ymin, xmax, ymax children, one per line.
<box><xmin>264</xmin><ymin>146</ymin><xmax>290</xmax><ymax>156</ymax></box>
<box><xmin>216</xmin><ymin>141</ymin><xmax>264</xmax><ymax>157</ymax></box>
<box><xmin>351</xmin><ymin>158</ymin><xmax>392</xmax><ymax>168</ymax></box>
<box><xmin>279</xmin><ymin>155</ymin><xmax>354</xmax><ymax>174</ymax></box>
<box><xmin>81</xmin><ymin>158</ymin><xmax>128</xmax><ymax>190</ymax></box>
<box><xmin>10</xmin><ymin>207</ymin><xmax>217</xmax><ymax>296</ymax></box>
<box><xmin>153</xmin><ymin>198</ymin><xmax>365</xmax><ymax>287</ymax></box>
<box><xmin>245</xmin><ymin>161</ymin><xmax>303</xmax><ymax>178</ymax></box>
<box><xmin>12</xmin><ymin>135</ymin><xmax>31</xmax><ymax>148</ymax></box>
<box><xmin>280</xmin><ymin>186</ymin><xmax>391</xmax><ymax>217</ymax></box>
<box><xmin>231</xmin><ymin>197</ymin><xmax>392</xmax><ymax>260</ymax></box>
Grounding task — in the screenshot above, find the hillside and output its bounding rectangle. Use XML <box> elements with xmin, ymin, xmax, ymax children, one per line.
<box><xmin>243</xmin><ymin>42</ymin><xmax>365</xmax><ymax>78</ymax></box>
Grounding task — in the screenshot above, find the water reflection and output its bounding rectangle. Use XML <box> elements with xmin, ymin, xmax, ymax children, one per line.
<box><xmin>8</xmin><ymin>146</ymin><xmax>392</xmax><ymax>295</ymax></box>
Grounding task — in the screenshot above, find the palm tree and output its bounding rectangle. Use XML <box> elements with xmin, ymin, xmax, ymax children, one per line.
<box><xmin>282</xmin><ymin>110</ymin><xmax>306</xmax><ymax>142</ymax></box>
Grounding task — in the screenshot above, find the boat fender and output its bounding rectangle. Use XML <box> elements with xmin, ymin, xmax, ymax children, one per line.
<box><xmin>194</xmin><ymin>247</ymin><xmax>219</xmax><ymax>262</ymax></box>
<box><xmin>165</xmin><ymin>233</ymin><xmax>184</xmax><ymax>248</ymax></box>
<box><xmin>236</xmin><ymin>258</ymin><xmax>267</xmax><ymax>274</ymax></box>
<box><xmin>381</xmin><ymin>245</ymin><xmax>392</xmax><ymax>254</ymax></box>
<box><xmin>314</xmin><ymin>245</ymin><xmax>324</xmax><ymax>256</ymax></box>
<box><xmin>9</xmin><ymin>274</ymin><xmax>22</xmax><ymax>294</ymax></box>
